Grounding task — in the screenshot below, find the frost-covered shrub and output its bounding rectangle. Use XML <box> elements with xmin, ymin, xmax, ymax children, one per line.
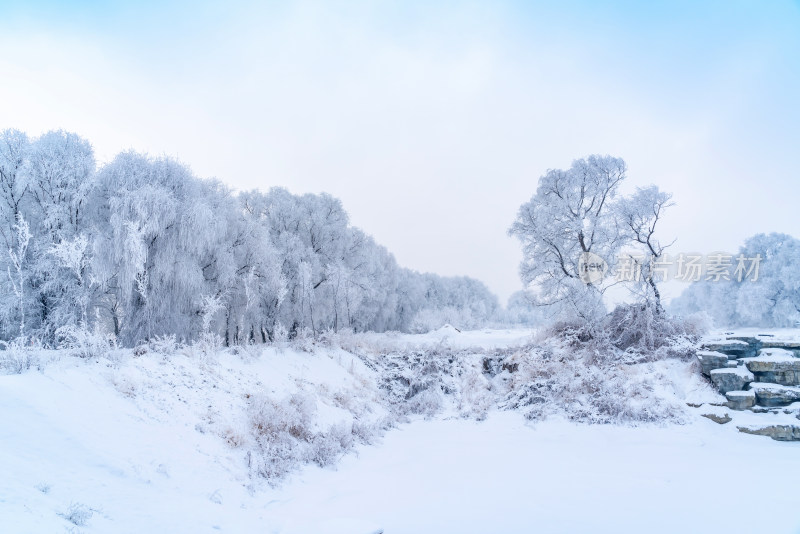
<box><xmin>190</xmin><ymin>332</ymin><xmax>223</xmax><ymax>359</ymax></box>
<box><xmin>405</xmin><ymin>388</ymin><xmax>444</xmax><ymax>417</ymax></box>
<box><xmin>457</xmin><ymin>367</ymin><xmax>493</xmax><ymax>420</ymax></box>
<box><xmin>309</xmin><ymin>422</ymin><xmax>353</xmax><ymax>467</ymax></box>
<box><xmin>358</xmin><ymin>325</ymin><xmax>687</xmax><ymax>425</ymax></box>
<box><xmin>602</xmin><ymin>303</ymin><xmax>704</xmax><ymax>359</ymax></box>
<box><xmin>536</xmin><ymin>303</ymin><xmax>704</xmax><ymax>365</ymax></box>
<box><xmin>362</xmin><ymin>343</ymin><xmax>506</xmax><ymax>419</ymax></box>
<box><xmin>250</xmin><ymin>393</ymin><xmax>315</xmax><ymax>442</ymax></box>
<box><xmin>227</xmin><ymin>341</ymin><xmax>263</xmax><ymax>361</ymax></box>
<box><xmin>351</xmin><ymin>419</ymin><xmax>380</xmax><ymax>444</ymax></box>
<box><xmin>0</xmin><ymin>336</ymin><xmax>40</xmax><ymax>374</ymax></box>
<box><xmin>244</xmin><ymin>386</ymin><xmax>388</xmax><ymax>483</ymax></box>
<box><xmin>147</xmin><ymin>334</ymin><xmax>181</xmax><ymax>355</ymax></box>
<box><xmin>247</xmin><ymin>392</ymin><xmax>362</xmax><ymax>482</ymax></box>
<box><xmin>248</xmin><ymin>393</ymin><xmax>313</xmax><ymax>480</ymax></box>
<box><xmin>272</xmin><ymin>322</ymin><xmax>289</xmax><ymax>343</ymax></box>
<box><xmin>372</xmin><ymin>349</ymin><xmax>450</xmax><ymax>414</ymax></box>
<box><xmin>55</xmin><ymin>325</ymin><xmax>116</xmax><ymax>359</ymax></box>
<box><xmin>60</xmin><ymin>502</ymin><xmax>93</xmax><ymax>527</ymax></box>
<box><xmin>672</xmin><ymin>311</ymin><xmax>712</xmax><ymax>338</ymax></box>
<box><xmin>541</xmin><ymin>319</ymin><xmax>594</xmax><ymax>346</ymax></box>
<box><xmin>290</xmin><ymin>327</ymin><xmax>317</xmax><ymax>352</ymax></box>
<box><xmin>498</xmin><ymin>339</ymin><xmax>684</xmax><ymax>424</ymax></box>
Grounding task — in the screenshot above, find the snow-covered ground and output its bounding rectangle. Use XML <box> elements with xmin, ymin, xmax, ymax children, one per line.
<box><xmin>351</xmin><ymin>325</ymin><xmax>537</xmax><ymax>350</ymax></box>
<box><xmin>2</xmin><ymin>329</ymin><xmax>800</xmax><ymax>533</ymax></box>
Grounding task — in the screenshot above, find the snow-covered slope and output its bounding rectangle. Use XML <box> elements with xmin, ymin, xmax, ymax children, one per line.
<box><xmin>0</xmin><ymin>344</ymin><xmax>389</xmax><ymax>533</ymax></box>
<box><xmin>2</xmin><ymin>330</ymin><xmax>800</xmax><ymax>533</ymax></box>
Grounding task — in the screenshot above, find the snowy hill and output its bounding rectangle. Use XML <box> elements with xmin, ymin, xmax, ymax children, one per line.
<box><xmin>2</xmin><ymin>329</ymin><xmax>800</xmax><ymax>533</ymax></box>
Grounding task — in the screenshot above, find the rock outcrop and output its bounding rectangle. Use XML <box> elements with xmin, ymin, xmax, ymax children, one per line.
<box><xmin>709</xmin><ymin>367</ymin><xmax>754</xmax><ymax>394</ymax></box>
<box><xmin>694</xmin><ymin>334</ymin><xmax>800</xmax><ymax>441</ymax></box>
<box><xmin>725</xmin><ymin>390</ymin><xmax>755</xmax><ymax>411</ymax></box>
<box><xmin>697</xmin><ymin>351</ymin><xmax>730</xmax><ymax>376</ymax></box>
<box><xmin>701</xmin><ymin>413</ymin><xmax>732</xmax><ymax>424</ymax></box>
<box><xmin>737</xmin><ymin>425</ymin><xmax>800</xmax><ymax>441</ymax></box>
<box><xmin>750</xmin><ymin>383</ymin><xmax>800</xmax><ymax>407</ymax></box>
<box><xmin>744</xmin><ymin>349</ymin><xmax>800</xmax><ymax>386</ymax></box>
<box><xmin>703</xmin><ymin>339</ymin><xmax>757</xmax><ymax>359</ymax></box>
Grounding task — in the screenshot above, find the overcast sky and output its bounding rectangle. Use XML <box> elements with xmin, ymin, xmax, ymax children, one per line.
<box><xmin>1</xmin><ymin>0</ymin><xmax>799</xmax><ymax>303</ymax></box>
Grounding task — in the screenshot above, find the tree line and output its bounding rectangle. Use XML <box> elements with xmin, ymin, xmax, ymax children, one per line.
<box><xmin>0</xmin><ymin>129</ymin><xmax>498</xmax><ymax>347</ymax></box>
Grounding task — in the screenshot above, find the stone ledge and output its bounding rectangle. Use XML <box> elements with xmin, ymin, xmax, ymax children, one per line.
<box><xmin>737</xmin><ymin>424</ymin><xmax>800</xmax><ymax>441</ymax></box>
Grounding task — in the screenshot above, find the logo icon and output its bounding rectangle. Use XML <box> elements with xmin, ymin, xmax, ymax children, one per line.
<box><xmin>578</xmin><ymin>252</ymin><xmax>607</xmax><ymax>285</ymax></box>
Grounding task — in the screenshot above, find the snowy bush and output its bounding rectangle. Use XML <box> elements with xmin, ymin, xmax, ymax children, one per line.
<box><xmin>309</xmin><ymin>422</ymin><xmax>353</xmax><ymax>467</ymax></box>
<box><xmin>534</xmin><ymin>303</ymin><xmax>704</xmax><ymax>365</ymax></box>
<box><xmin>190</xmin><ymin>332</ymin><xmax>224</xmax><ymax>359</ymax></box>
<box><xmin>495</xmin><ymin>336</ymin><xmax>685</xmax><ymax>424</ymax></box>
<box><xmin>0</xmin><ymin>336</ymin><xmax>39</xmax><ymax>374</ymax></box>
<box><xmin>355</xmin><ymin>318</ymin><xmax>690</xmax><ymax>425</ymax></box>
<box><xmin>55</xmin><ymin>324</ymin><xmax>116</xmax><ymax>359</ymax></box>
<box><xmin>291</xmin><ymin>327</ymin><xmax>317</xmax><ymax>353</ymax></box>
<box><xmin>405</xmin><ymin>388</ymin><xmax>444</xmax><ymax>417</ymax></box>
<box><xmin>247</xmin><ymin>392</ymin><xmax>358</xmax><ymax>481</ymax></box>
<box><xmin>272</xmin><ymin>322</ymin><xmax>289</xmax><ymax>343</ymax></box>
<box><xmin>147</xmin><ymin>334</ymin><xmax>181</xmax><ymax>355</ymax></box>
<box><xmin>60</xmin><ymin>502</ymin><xmax>93</xmax><ymax>527</ymax></box>
<box><xmin>244</xmin><ymin>383</ymin><xmax>388</xmax><ymax>483</ymax></box>
<box><xmin>456</xmin><ymin>366</ymin><xmax>493</xmax><ymax>420</ymax></box>
<box><xmin>602</xmin><ymin>303</ymin><xmax>702</xmax><ymax>355</ymax></box>
<box><xmin>351</xmin><ymin>418</ymin><xmax>381</xmax><ymax>444</ymax></box>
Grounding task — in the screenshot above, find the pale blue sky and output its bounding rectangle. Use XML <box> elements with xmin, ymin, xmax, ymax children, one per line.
<box><xmin>1</xmin><ymin>0</ymin><xmax>799</xmax><ymax>302</ymax></box>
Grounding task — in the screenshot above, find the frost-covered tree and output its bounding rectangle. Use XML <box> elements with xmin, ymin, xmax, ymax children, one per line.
<box><xmin>240</xmin><ymin>187</ymin><xmax>498</xmax><ymax>336</ymax></box>
<box><xmin>671</xmin><ymin>233</ymin><xmax>800</xmax><ymax>327</ymax></box>
<box><xmin>241</xmin><ymin>188</ymin><xmax>350</xmax><ymax>336</ymax></box>
<box><xmin>242</xmin><ymin>188</ymin><xmax>406</xmax><ymax>336</ymax></box>
<box><xmin>0</xmin><ymin>129</ymin><xmax>31</xmax><ymax>251</ymax></box>
<box><xmin>10</xmin><ymin>131</ymin><xmax>97</xmax><ymax>340</ymax></box>
<box><xmin>91</xmin><ymin>152</ymin><xmax>286</xmax><ymax>345</ymax></box>
<box><xmin>503</xmin><ymin>289</ymin><xmax>569</xmax><ymax>326</ymax></box>
<box><xmin>618</xmin><ymin>185</ymin><xmax>674</xmax><ymax>312</ymax></box>
<box><xmin>4</xmin><ymin>214</ymin><xmax>32</xmax><ymax>336</ymax></box>
<box><xmin>509</xmin><ymin>156</ymin><xmax>682</xmax><ymax>329</ymax></box>
<box><xmin>0</xmin><ymin>132</ymin><xmax>33</xmax><ymax>338</ymax></box>
<box><xmin>509</xmin><ymin>155</ymin><xmax>627</xmax><ymax>320</ymax></box>
<box><xmin>22</xmin><ymin>131</ymin><xmax>95</xmax><ymax>243</ymax></box>
<box><xmin>405</xmin><ymin>272</ymin><xmax>499</xmax><ymax>332</ymax></box>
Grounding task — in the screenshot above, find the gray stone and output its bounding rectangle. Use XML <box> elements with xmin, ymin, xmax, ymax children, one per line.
<box><xmin>709</xmin><ymin>367</ymin><xmax>754</xmax><ymax>394</ymax></box>
<box><xmin>701</xmin><ymin>340</ymin><xmax>756</xmax><ymax>359</ymax></box>
<box><xmin>751</xmin><ymin>406</ymin><xmax>782</xmax><ymax>414</ymax></box>
<box><xmin>751</xmin><ymin>383</ymin><xmax>800</xmax><ymax>407</ymax></box>
<box><xmin>697</xmin><ymin>351</ymin><xmax>729</xmax><ymax>376</ymax></box>
<box><xmin>702</xmin><ymin>413</ymin><xmax>732</xmax><ymax>424</ymax></box>
<box><xmin>737</xmin><ymin>424</ymin><xmax>800</xmax><ymax>441</ymax></box>
<box><xmin>745</xmin><ymin>353</ymin><xmax>800</xmax><ymax>386</ymax></box>
<box><xmin>725</xmin><ymin>390</ymin><xmax>756</xmax><ymax>411</ymax></box>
